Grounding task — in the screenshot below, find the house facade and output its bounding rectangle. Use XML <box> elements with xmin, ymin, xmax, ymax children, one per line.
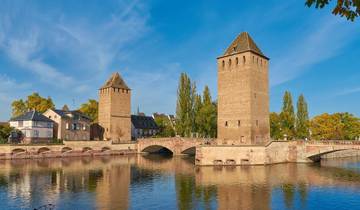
<box><xmin>131</xmin><ymin>115</ymin><xmax>159</xmax><ymax>140</ymax></box>
<box><xmin>9</xmin><ymin>111</ymin><xmax>54</xmax><ymax>144</ymax></box>
<box><xmin>43</xmin><ymin>109</ymin><xmax>91</xmax><ymax>141</ymax></box>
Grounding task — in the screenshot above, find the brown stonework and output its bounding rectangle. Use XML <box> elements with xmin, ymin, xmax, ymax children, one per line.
<box><xmin>217</xmin><ymin>32</ymin><xmax>270</xmax><ymax>145</ymax></box>
<box><xmin>99</xmin><ymin>72</ymin><xmax>131</xmax><ymax>143</ymax></box>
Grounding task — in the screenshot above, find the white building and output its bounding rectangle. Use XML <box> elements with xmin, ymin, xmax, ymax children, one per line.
<box><xmin>9</xmin><ymin>111</ymin><xmax>54</xmax><ymax>144</ymax></box>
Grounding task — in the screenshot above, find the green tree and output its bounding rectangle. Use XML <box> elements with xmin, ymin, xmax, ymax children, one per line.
<box><xmin>195</xmin><ymin>86</ymin><xmax>217</xmax><ymax>138</ymax></box>
<box><xmin>0</xmin><ymin>124</ymin><xmax>13</xmax><ymax>143</ymax></box>
<box><xmin>270</xmin><ymin>112</ymin><xmax>282</xmax><ymax>140</ymax></box>
<box><xmin>11</xmin><ymin>93</ymin><xmax>55</xmax><ymax>117</ymax></box>
<box><xmin>154</xmin><ymin>115</ymin><xmax>176</xmax><ymax>137</ymax></box>
<box><xmin>62</xmin><ymin>104</ymin><xmax>70</xmax><ymax>111</ymax></box>
<box><xmin>79</xmin><ymin>99</ymin><xmax>98</xmax><ymax>122</ymax></box>
<box><xmin>280</xmin><ymin>91</ymin><xmax>296</xmax><ymax>140</ymax></box>
<box><xmin>296</xmin><ymin>94</ymin><xmax>310</xmax><ymax>139</ymax></box>
<box><xmin>176</xmin><ymin>73</ymin><xmax>194</xmax><ymax>137</ymax></box>
<box><xmin>193</xmin><ymin>94</ymin><xmax>202</xmax><ymax>135</ymax></box>
<box><xmin>305</xmin><ymin>0</ymin><xmax>360</xmax><ymax>21</ymax></box>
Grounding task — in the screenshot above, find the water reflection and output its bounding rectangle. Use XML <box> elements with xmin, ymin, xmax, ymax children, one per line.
<box><xmin>0</xmin><ymin>156</ymin><xmax>360</xmax><ymax>209</ymax></box>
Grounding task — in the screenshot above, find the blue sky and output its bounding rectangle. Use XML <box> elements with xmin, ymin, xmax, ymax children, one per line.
<box><xmin>0</xmin><ymin>0</ymin><xmax>359</xmax><ymax>121</ymax></box>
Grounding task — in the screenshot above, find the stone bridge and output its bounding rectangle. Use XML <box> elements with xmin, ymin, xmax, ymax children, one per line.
<box><xmin>137</xmin><ymin>137</ymin><xmax>211</xmax><ymax>155</ymax></box>
<box><xmin>303</xmin><ymin>140</ymin><xmax>360</xmax><ymax>161</ymax></box>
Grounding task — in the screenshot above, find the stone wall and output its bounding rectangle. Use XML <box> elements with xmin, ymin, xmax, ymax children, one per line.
<box><xmin>0</xmin><ymin>140</ymin><xmax>137</xmax><ymax>160</ymax></box>
<box><xmin>217</xmin><ymin>51</ymin><xmax>270</xmax><ymax>145</ymax></box>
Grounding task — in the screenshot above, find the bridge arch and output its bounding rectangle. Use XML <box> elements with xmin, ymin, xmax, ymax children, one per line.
<box><xmin>12</xmin><ymin>148</ymin><xmax>26</xmax><ymax>155</ymax></box>
<box><xmin>38</xmin><ymin>147</ymin><xmax>51</xmax><ymax>154</ymax></box>
<box><xmin>61</xmin><ymin>147</ymin><xmax>72</xmax><ymax>153</ymax></box>
<box><xmin>141</xmin><ymin>145</ymin><xmax>174</xmax><ymax>155</ymax></box>
<box><xmin>307</xmin><ymin>148</ymin><xmax>359</xmax><ymax>162</ymax></box>
<box><xmin>181</xmin><ymin>146</ymin><xmax>196</xmax><ymax>155</ymax></box>
<box><xmin>82</xmin><ymin>147</ymin><xmax>93</xmax><ymax>153</ymax></box>
<box><xmin>101</xmin><ymin>147</ymin><xmax>111</xmax><ymax>152</ymax></box>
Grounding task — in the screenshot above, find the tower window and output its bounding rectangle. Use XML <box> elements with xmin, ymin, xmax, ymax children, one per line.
<box><xmin>225</xmin><ymin>121</ymin><xmax>228</xmax><ymax>127</ymax></box>
<box><xmin>243</xmin><ymin>56</ymin><xmax>246</xmax><ymax>64</ymax></box>
<box><xmin>238</xmin><ymin>120</ymin><xmax>241</xmax><ymax>127</ymax></box>
<box><xmin>253</xmin><ymin>56</ymin><xmax>255</xmax><ymax>63</ymax></box>
<box><xmin>229</xmin><ymin>59</ymin><xmax>231</xmax><ymax>66</ymax></box>
<box><xmin>257</xmin><ymin>58</ymin><xmax>259</xmax><ymax>64</ymax></box>
<box><xmin>222</xmin><ymin>60</ymin><xmax>225</xmax><ymax>68</ymax></box>
<box><xmin>236</xmin><ymin>57</ymin><xmax>239</xmax><ymax>65</ymax></box>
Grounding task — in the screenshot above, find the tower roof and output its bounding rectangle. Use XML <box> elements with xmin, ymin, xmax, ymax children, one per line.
<box><xmin>222</xmin><ymin>32</ymin><xmax>268</xmax><ymax>59</ymax></box>
<box><xmin>100</xmin><ymin>72</ymin><xmax>130</xmax><ymax>90</ymax></box>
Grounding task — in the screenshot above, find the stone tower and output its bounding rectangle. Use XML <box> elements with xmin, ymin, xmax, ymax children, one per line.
<box><xmin>217</xmin><ymin>32</ymin><xmax>270</xmax><ymax>145</ymax></box>
<box><xmin>99</xmin><ymin>72</ymin><xmax>131</xmax><ymax>143</ymax></box>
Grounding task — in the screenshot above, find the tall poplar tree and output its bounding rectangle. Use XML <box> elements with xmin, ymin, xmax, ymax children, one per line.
<box><xmin>176</xmin><ymin>73</ymin><xmax>193</xmax><ymax>137</ymax></box>
<box><xmin>296</xmin><ymin>94</ymin><xmax>310</xmax><ymax>139</ymax></box>
<box><xmin>193</xmin><ymin>94</ymin><xmax>202</xmax><ymax>136</ymax></box>
<box><xmin>280</xmin><ymin>91</ymin><xmax>295</xmax><ymax>140</ymax></box>
<box><xmin>196</xmin><ymin>86</ymin><xmax>217</xmax><ymax>138</ymax></box>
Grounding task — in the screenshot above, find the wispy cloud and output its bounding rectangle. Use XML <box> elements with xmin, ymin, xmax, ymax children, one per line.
<box><xmin>0</xmin><ymin>0</ymin><xmax>150</xmax><ymax>120</ymax></box>
<box><xmin>270</xmin><ymin>17</ymin><xmax>360</xmax><ymax>87</ymax></box>
<box><xmin>0</xmin><ymin>0</ymin><xmax>150</xmax><ymax>90</ymax></box>
<box><xmin>335</xmin><ymin>86</ymin><xmax>360</xmax><ymax>96</ymax></box>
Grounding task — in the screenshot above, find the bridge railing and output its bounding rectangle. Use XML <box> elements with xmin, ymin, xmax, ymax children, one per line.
<box><xmin>306</xmin><ymin>140</ymin><xmax>360</xmax><ymax>145</ymax></box>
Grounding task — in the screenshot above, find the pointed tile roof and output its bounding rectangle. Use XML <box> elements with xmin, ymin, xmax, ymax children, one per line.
<box><xmin>222</xmin><ymin>32</ymin><xmax>268</xmax><ymax>59</ymax></box>
<box><xmin>100</xmin><ymin>72</ymin><xmax>130</xmax><ymax>90</ymax></box>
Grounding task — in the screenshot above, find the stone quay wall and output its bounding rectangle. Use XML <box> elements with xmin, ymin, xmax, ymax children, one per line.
<box><xmin>0</xmin><ymin>140</ymin><xmax>137</xmax><ymax>160</ymax></box>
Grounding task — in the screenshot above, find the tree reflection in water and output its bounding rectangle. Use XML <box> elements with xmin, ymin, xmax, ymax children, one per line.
<box><xmin>0</xmin><ymin>156</ymin><xmax>358</xmax><ymax>209</ymax></box>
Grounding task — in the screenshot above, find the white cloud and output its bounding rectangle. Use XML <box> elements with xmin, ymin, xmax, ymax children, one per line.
<box><xmin>0</xmin><ymin>0</ymin><xmax>150</xmax><ymax>90</ymax></box>
<box><xmin>270</xmin><ymin>17</ymin><xmax>360</xmax><ymax>87</ymax></box>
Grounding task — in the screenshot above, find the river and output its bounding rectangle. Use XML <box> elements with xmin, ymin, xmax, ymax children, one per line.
<box><xmin>0</xmin><ymin>155</ymin><xmax>360</xmax><ymax>210</ymax></box>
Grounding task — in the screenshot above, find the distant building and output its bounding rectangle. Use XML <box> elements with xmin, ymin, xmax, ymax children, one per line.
<box><xmin>131</xmin><ymin>115</ymin><xmax>159</xmax><ymax>140</ymax></box>
<box><xmin>99</xmin><ymin>72</ymin><xmax>131</xmax><ymax>143</ymax></box>
<box><xmin>44</xmin><ymin>109</ymin><xmax>91</xmax><ymax>141</ymax></box>
<box><xmin>9</xmin><ymin>111</ymin><xmax>54</xmax><ymax>144</ymax></box>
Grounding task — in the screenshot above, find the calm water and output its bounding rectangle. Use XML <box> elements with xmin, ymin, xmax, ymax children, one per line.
<box><xmin>0</xmin><ymin>155</ymin><xmax>360</xmax><ymax>210</ymax></box>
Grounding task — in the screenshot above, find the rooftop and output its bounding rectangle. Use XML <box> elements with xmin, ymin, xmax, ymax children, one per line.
<box><xmin>52</xmin><ymin>109</ymin><xmax>91</xmax><ymax>121</ymax></box>
<box><xmin>222</xmin><ymin>32</ymin><xmax>268</xmax><ymax>59</ymax></box>
<box><xmin>131</xmin><ymin>115</ymin><xmax>158</xmax><ymax>129</ymax></box>
<box><xmin>10</xmin><ymin>111</ymin><xmax>53</xmax><ymax>122</ymax></box>
<box><xmin>100</xmin><ymin>72</ymin><xmax>130</xmax><ymax>90</ymax></box>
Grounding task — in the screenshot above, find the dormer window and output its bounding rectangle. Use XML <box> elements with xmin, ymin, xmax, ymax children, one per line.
<box><xmin>233</xmin><ymin>46</ymin><xmax>236</xmax><ymax>52</ymax></box>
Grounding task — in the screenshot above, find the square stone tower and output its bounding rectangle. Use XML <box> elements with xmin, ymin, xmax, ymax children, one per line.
<box><xmin>217</xmin><ymin>32</ymin><xmax>270</xmax><ymax>145</ymax></box>
<box><xmin>99</xmin><ymin>72</ymin><xmax>131</xmax><ymax>143</ymax></box>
